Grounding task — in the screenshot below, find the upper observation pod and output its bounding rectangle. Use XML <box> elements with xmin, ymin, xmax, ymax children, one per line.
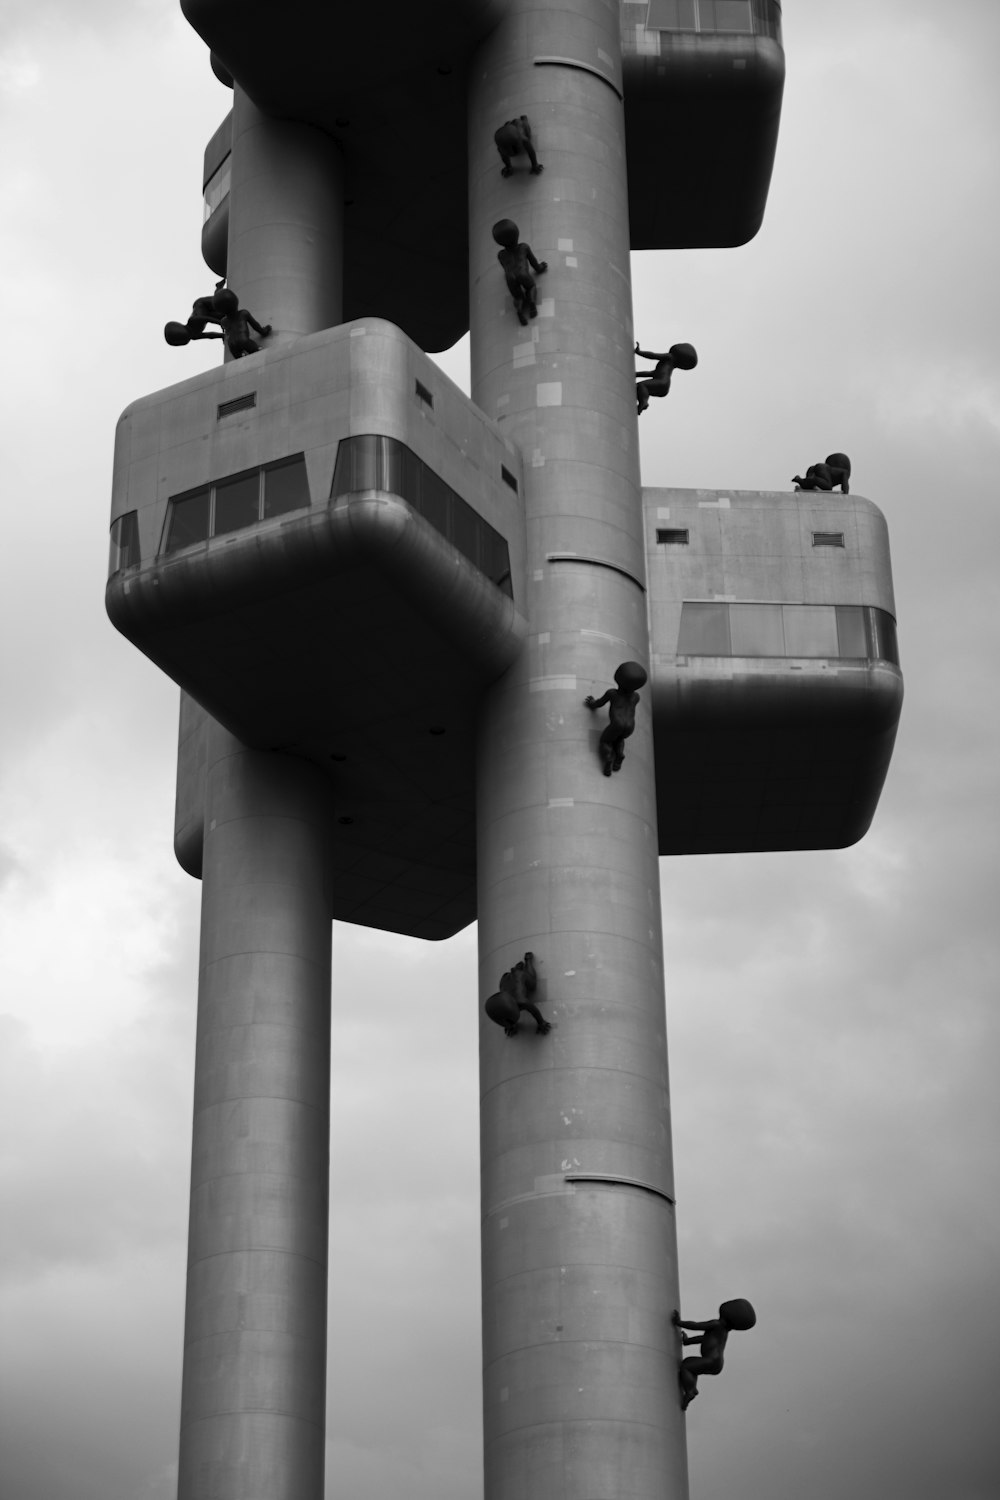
<box><xmin>108</xmin><ymin>320</ymin><xmax>526</xmax><ymax>939</ymax></box>
<box><xmin>645</xmin><ymin>489</ymin><xmax>903</xmax><ymax>854</ymax></box>
<box><xmin>186</xmin><ymin>0</ymin><xmax>785</xmax><ymax>350</ymax></box>
<box><xmin>622</xmin><ymin>0</ymin><xmax>785</xmax><ymax>248</ymax></box>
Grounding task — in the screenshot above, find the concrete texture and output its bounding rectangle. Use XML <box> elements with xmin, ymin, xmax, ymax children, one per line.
<box><xmin>468</xmin><ymin>5</ymin><xmax>687</xmax><ymax>1497</ymax></box>
<box><xmin>177</xmin><ymin>722</ymin><xmax>333</xmax><ymax>1500</ymax></box>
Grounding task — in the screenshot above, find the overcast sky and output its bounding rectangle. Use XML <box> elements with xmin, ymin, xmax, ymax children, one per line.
<box><xmin>1</xmin><ymin>2</ymin><xmax>998</xmax><ymax>1499</ymax></box>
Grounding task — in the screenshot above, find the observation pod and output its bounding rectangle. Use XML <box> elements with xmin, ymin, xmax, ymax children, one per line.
<box><xmin>190</xmin><ymin>0</ymin><xmax>785</xmax><ymax>350</ymax></box>
<box><xmin>644</xmin><ymin>488</ymin><xmax>904</xmax><ymax>854</ymax></box>
<box><xmin>108</xmin><ymin>320</ymin><xmax>526</xmax><ymax>939</ymax></box>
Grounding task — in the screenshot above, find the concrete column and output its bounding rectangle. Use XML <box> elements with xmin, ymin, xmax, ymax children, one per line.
<box><xmin>227</xmin><ymin>85</ymin><xmax>344</xmax><ymax>344</ymax></box>
<box><xmin>176</xmin><ymin>85</ymin><xmax>343</xmax><ymax>1500</ymax></box>
<box><xmin>469</xmin><ymin>6</ymin><xmax>688</xmax><ymax>1500</ymax></box>
<box><xmin>177</xmin><ymin>722</ymin><xmax>333</xmax><ymax>1500</ymax></box>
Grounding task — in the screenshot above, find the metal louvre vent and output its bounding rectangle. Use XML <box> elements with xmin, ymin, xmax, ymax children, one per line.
<box><xmin>501</xmin><ymin>465</ymin><xmax>518</xmax><ymax>492</ymax></box>
<box><xmin>812</xmin><ymin>531</ymin><xmax>845</xmax><ymax>548</ymax></box>
<box><xmin>217</xmin><ymin>393</ymin><xmax>256</xmax><ymax>419</ymax></box>
<box><xmin>414</xmin><ymin>379</ymin><xmax>434</xmax><ymax>407</ymax></box>
<box><xmin>656</xmin><ymin>527</ymin><xmax>689</xmax><ymax>544</ymax></box>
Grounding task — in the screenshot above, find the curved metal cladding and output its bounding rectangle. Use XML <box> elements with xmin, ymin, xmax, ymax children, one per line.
<box><xmin>178</xmin><ymin>725</ymin><xmax>333</xmax><ymax>1500</ymax></box>
<box><xmin>469</xmin><ymin>6</ymin><xmax>687</xmax><ymax>1500</ymax></box>
<box><xmin>644</xmin><ymin>489</ymin><xmax>904</xmax><ymax>853</ymax></box>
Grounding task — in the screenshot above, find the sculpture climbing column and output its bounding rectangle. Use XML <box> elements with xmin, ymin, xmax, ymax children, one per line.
<box><xmin>469</xmin><ymin>6</ymin><xmax>689</xmax><ymax>1500</ymax></box>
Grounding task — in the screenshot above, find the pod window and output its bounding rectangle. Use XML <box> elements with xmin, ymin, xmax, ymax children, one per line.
<box><xmin>160</xmin><ymin>455</ymin><xmax>310</xmax><ymax>556</ymax></box>
<box><xmin>331</xmin><ymin>433</ymin><xmax>513</xmax><ymax>599</ymax></box>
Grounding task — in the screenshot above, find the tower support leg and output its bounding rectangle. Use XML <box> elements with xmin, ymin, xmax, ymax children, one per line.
<box><xmin>175</xmin><ymin>83</ymin><xmax>345</xmax><ymax>1499</ymax></box>
<box><xmin>469</xmin><ymin>7</ymin><xmax>689</xmax><ymax>1500</ymax></box>
<box><xmin>228</xmin><ymin>84</ymin><xmax>344</xmax><ymax>344</ymax></box>
<box><xmin>177</xmin><ymin>722</ymin><xmax>333</xmax><ymax>1500</ymax></box>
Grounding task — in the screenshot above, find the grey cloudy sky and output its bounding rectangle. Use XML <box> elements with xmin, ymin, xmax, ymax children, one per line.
<box><xmin>1</xmin><ymin>2</ymin><xmax>998</xmax><ymax>1499</ymax></box>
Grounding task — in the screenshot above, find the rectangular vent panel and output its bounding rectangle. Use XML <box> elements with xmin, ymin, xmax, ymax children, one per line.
<box><xmin>656</xmin><ymin>527</ymin><xmax>690</xmax><ymax>545</ymax></box>
<box><xmin>812</xmin><ymin>531</ymin><xmax>845</xmax><ymax>547</ymax></box>
<box><xmin>217</xmin><ymin>393</ymin><xmax>256</xmax><ymax>419</ymax></box>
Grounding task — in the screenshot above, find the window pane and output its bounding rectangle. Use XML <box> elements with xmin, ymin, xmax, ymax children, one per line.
<box><xmin>109</xmin><ymin>511</ymin><xmax>140</xmax><ymax>572</ymax></box>
<box><xmin>752</xmin><ymin>0</ymin><xmax>781</xmax><ymax>39</ymax></box>
<box><xmin>712</xmin><ymin>0</ymin><xmax>754</xmax><ymax>32</ymax></box>
<box><xmin>377</xmin><ymin>435</ymin><xmax>401</xmax><ymax>493</ymax></box>
<box><xmin>163</xmin><ymin>489</ymin><xmax>210</xmax><ymax>554</ymax></box>
<box><xmin>420</xmin><ymin>467</ymin><xmax>451</xmax><ymax>536</ymax></box>
<box><xmin>399</xmin><ymin>445</ymin><xmax>423</xmax><ymax>508</ymax></box>
<box><xmin>482</xmin><ymin>527</ymin><xmax>513</xmax><ymax>596</ymax></box>
<box><xmin>730</xmin><ymin>603</ymin><xmax>784</xmax><ymax>656</ymax></box>
<box><xmin>647</xmin><ymin>0</ymin><xmax>680</xmax><ymax>27</ymax></box>
<box><xmin>677</xmin><ymin>602</ymin><xmax>731</xmax><ymax>655</ymax></box>
<box><xmin>783</xmin><ymin>605</ymin><xmax>838</xmax><ymax>657</ymax></box>
<box><xmin>836</xmin><ymin>605</ymin><xmax>867</xmax><ymax>658</ymax></box>
<box><xmin>214</xmin><ymin>471</ymin><xmax>260</xmax><ymax>536</ymax></box>
<box><xmin>203</xmin><ymin>157</ymin><xmax>231</xmax><ymax>220</ymax></box>
<box><xmin>867</xmin><ymin>608</ymin><xmax>900</xmax><ymax>666</ymax></box>
<box><xmin>263</xmin><ymin>456</ymin><xmax>310</xmax><ymax>518</ymax></box>
<box><xmin>451</xmin><ymin>496</ymin><xmax>480</xmax><ymax>568</ymax></box>
<box><xmin>331</xmin><ymin>434</ymin><xmax>377</xmax><ymax>495</ymax></box>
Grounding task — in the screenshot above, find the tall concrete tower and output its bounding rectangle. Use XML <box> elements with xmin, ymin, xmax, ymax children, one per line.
<box><xmin>107</xmin><ymin>5</ymin><xmax>902</xmax><ymax>1500</ymax></box>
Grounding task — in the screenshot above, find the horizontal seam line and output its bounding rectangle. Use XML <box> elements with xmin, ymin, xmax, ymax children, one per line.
<box><xmin>186</xmin><ymin>1246</ymin><xmax>327</xmax><ymax>1275</ymax></box>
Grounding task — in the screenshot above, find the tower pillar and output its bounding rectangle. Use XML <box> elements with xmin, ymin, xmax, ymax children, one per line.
<box><xmin>175</xmin><ymin>83</ymin><xmax>345</xmax><ymax>1498</ymax></box>
<box><xmin>469</xmin><ymin>6</ymin><xmax>688</xmax><ymax>1500</ymax></box>
<box><xmin>177</xmin><ymin>722</ymin><xmax>333</xmax><ymax>1500</ymax></box>
<box><xmin>227</xmin><ymin>85</ymin><xmax>344</xmax><ymax>343</ymax></box>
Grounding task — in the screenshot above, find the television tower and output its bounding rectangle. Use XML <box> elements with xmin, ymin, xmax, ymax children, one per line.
<box><xmin>107</xmin><ymin>5</ymin><xmax>901</xmax><ymax>1499</ymax></box>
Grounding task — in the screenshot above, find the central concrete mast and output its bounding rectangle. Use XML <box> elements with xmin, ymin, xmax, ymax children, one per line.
<box><xmin>469</xmin><ymin>7</ymin><xmax>687</xmax><ymax>1499</ymax></box>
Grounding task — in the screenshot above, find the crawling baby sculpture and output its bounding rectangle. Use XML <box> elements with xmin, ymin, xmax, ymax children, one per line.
<box><xmin>494</xmin><ymin>115</ymin><xmax>543</xmax><ymax>176</ymax></box>
<box><xmin>164</xmin><ymin>280</ymin><xmax>272</xmax><ymax>359</ymax></box>
<box><xmin>673</xmin><ymin>1300</ymin><xmax>756</xmax><ymax>1411</ymax></box>
<box><xmin>585</xmin><ymin>662</ymin><xmax>647</xmax><ymax>775</ymax></box>
<box><xmin>493</xmin><ymin>219</ymin><xmax>547</xmax><ymax>326</ymax></box>
<box><xmin>484</xmin><ymin>952</ymin><xmax>550</xmax><ymax>1036</ymax></box>
<box><xmin>792</xmin><ymin>452</ymin><xmax>851</xmax><ymax>493</ymax></box>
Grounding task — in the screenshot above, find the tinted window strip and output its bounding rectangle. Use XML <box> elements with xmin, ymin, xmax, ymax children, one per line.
<box><xmin>330</xmin><ymin>434</ymin><xmax>513</xmax><ymax>600</ymax></box>
<box><xmin>160</xmin><ymin>455</ymin><xmax>309</xmax><ymax>557</ymax></box>
<box><xmin>677</xmin><ymin>600</ymin><xmax>898</xmax><ymax>664</ymax></box>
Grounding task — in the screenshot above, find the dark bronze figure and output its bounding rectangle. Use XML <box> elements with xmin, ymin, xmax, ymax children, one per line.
<box><xmin>585</xmin><ymin>661</ymin><xmax>647</xmax><ymax>776</ymax></box>
<box><xmin>221</xmin><ymin>307</ymin><xmax>272</xmax><ymax>359</ymax></box>
<box><xmin>672</xmin><ymin>1300</ymin><xmax>756</xmax><ymax>1411</ymax></box>
<box><xmin>190</xmin><ymin>280</ymin><xmax>237</xmax><ymax>332</ymax></box>
<box><xmin>793</xmin><ymin>452</ymin><xmax>851</xmax><ymax>493</ymax></box>
<box><xmin>164</xmin><ymin>280</ymin><xmax>235</xmax><ymax>345</ymax></box>
<box><xmin>494</xmin><ymin>115</ymin><xmax>543</xmax><ymax>176</ymax></box>
<box><xmin>634</xmin><ymin>341</ymin><xmax>698</xmax><ymax>415</ymax></box>
<box><xmin>164</xmin><ymin>281</ymin><xmax>271</xmax><ymax>358</ymax></box>
<box><xmin>493</xmin><ymin>219</ymin><xmax>547</xmax><ymax>326</ymax></box>
<box><xmin>484</xmin><ymin>951</ymin><xmax>550</xmax><ymax>1036</ymax></box>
